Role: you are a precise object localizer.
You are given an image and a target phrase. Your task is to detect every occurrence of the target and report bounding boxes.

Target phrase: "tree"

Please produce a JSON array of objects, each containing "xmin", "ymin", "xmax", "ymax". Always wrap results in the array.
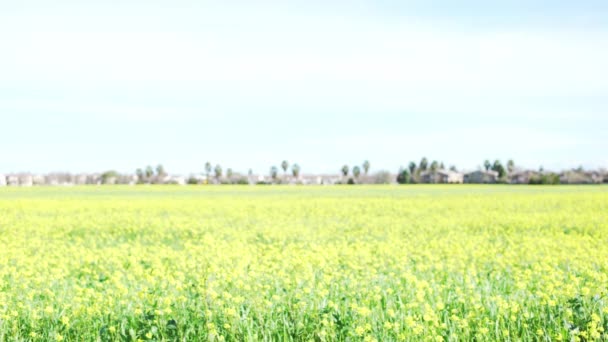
[
  {"xmin": 156, "ymin": 164, "xmax": 166, "ymax": 177},
  {"xmin": 408, "ymin": 162, "xmax": 416, "ymax": 175},
  {"xmin": 362, "ymin": 160, "xmax": 370, "ymax": 175},
  {"xmin": 226, "ymin": 168, "xmax": 233, "ymax": 179},
  {"xmin": 439, "ymin": 162, "xmax": 445, "ymax": 170},
  {"xmin": 353, "ymin": 166, "xmax": 361, "ymax": 180},
  {"xmin": 281, "ymin": 160, "xmax": 289, "ymax": 177},
  {"xmin": 341, "ymin": 165, "xmax": 349, "ymax": 177},
  {"xmin": 205, "ymin": 162, "xmax": 212, "ymax": 179},
  {"xmin": 214, "ymin": 164, "xmax": 222, "ymax": 180},
  {"xmin": 484, "ymin": 160, "xmax": 491, "ymax": 171},
  {"xmin": 291, "ymin": 164, "xmax": 301, "ymax": 178},
  {"xmin": 135, "ymin": 168, "xmax": 144, "ymax": 183},
  {"xmin": 492, "ymin": 160, "xmax": 506, "ymax": 178},
  {"xmin": 419, "ymin": 158, "xmax": 428, "ymax": 171},
  {"xmin": 507, "ymin": 159, "xmax": 515, "ymax": 174},
  {"xmin": 449, "ymin": 165, "xmax": 458, "ymax": 172},
  {"xmin": 270, "ymin": 166, "xmax": 279, "ymax": 182},
  {"xmin": 373, "ymin": 171, "xmax": 392, "ymax": 184},
  {"xmin": 101, "ymin": 170, "xmax": 119, "ymax": 184},
  {"xmin": 145, "ymin": 165, "xmax": 154, "ymax": 180},
  {"xmin": 430, "ymin": 160, "xmax": 439, "ymax": 172},
  {"xmin": 396, "ymin": 168, "xmax": 410, "ymax": 184}
]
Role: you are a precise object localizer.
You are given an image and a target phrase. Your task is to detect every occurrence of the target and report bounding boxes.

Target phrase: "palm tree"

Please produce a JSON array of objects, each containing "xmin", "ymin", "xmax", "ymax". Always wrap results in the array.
[
  {"xmin": 226, "ymin": 168, "xmax": 233, "ymax": 180},
  {"xmin": 214, "ymin": 164, "xmax": 222, "ymax": 181},
  {"xmin": 291, "ymin": 164, "xmax": 301, "ymax": 179},
  {"xmin": 408, "ymin": 161, "xmax": 416, "ymax": 175},
  {"xmin": 145, "ymin": 165, "xmax": 154, "ymax": 181},
  {"xmin": 492, "ymin": 160, "xmax": 506, "ymax": 178},
  {"xmin": 362, "ymin": 160, "xmax": 370, "ymax": 175},
  {"xmin": 341, "ymin": 165, "xmax": 349, "ymax": 178},
  {"xmin": 205, "ymin": 162, "xmax": 212, "ymax": 180},
  {"xmin": 439, "ymin": 162, "xmax": 445, "ymax": 170},
  {"xmin": 507, "ymin": 159, "xmax": 515, "ymax": 174},
  {"xmin": 419, "ymin": 157, "xmax": 428, "ymax": 171},
  {"xmin": 270, "ymin": 166, "xmax": 279, "ymax": 182},
  {"xmin": 135, "ymin": 168, "xmax": 144, "ymax": 183},
  {"xmin": 353, "ymin": 166, "xmax": 361, "ymax": 181},
  {"xmin": 281, "ymin": 160, "xmax": 289, "ymax": 175},
  {"xmin": 484, "ymin": 160, "xmax": 491, "ymax": 171},
  {"xmin": 156, "ymin": 164, "xmax": 165, "ymax": 177},
  {"xmin": 430, "ymin": 160, "xmax": 439, "ymax": 172}
]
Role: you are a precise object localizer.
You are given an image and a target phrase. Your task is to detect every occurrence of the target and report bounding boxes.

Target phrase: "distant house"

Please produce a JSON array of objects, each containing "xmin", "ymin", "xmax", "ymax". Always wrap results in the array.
[
  {"xmin": 74, "ymin": 174, "xmax": 88, "ymax": 185},
  {"xmin": 87, "ymin": 174, "xmax": 102, "ymax": 185},
  {"xmin": 420, "ymin": 170, "xmax": 464, "ymax": 184},
  {"xmin": 19, "ymin": 174, "xmax": 33, "ymax": 187},
  {"xmin": 464, "ymin": 170, "xmax": 498, "ymax": 184},
  {"xmin": 32, "ymin": 175, "xmax": 46, "ymax": 185},
  {"xmin": 509, "ymin": 171, "xmax": 539, "ymax": 184},
  {"xmin": 7, "ymin": 175, "xmax": 19, "ymax": 186},
  {"xmin": 560, "ymin": 171, "xmax": 603, "ymax": 184},
  {"xmin": 164, "ymin": 175, "xmax": 186, "ymax": 185},
  {"xmin": 0, "ymin": 174, "xmax": 6, "ymax": 186}
]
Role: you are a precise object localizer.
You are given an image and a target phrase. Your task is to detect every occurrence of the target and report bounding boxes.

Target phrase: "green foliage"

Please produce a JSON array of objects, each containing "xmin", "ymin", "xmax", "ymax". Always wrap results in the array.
[
  {"xmin": 419, "ymin": 158, "xmax": 428, "ymax": 171},
  {"xmin": 233, "ymin": 177, "xmax": 249, "ymax": 185},
  {"xmin": 214, "ymin": 165, "xmax": 222, "ymax": 179},
  {"xmin": 145, "ymin": 166, "xmax": 154, "ymax": 179},
  {"xmin": 156, "ymin": 164, "xmax": 165, "ymax": 177},
  {"xmin": 341, "ymin": 165, "xmax": 349, "ymax": 177},
  {"xmin": 408, "ymin": 162, "xmax": 416, "ymax": 175},
  {"xmin": 430, "ymin": 160, "xmax": 439, "ymax": 172},
  {"xmin": 362, "ymin": 160, "xmax": 370, "ymax": 175},
  {"xmin": 529, "ymin": 173, "xmax": 561, "ymax": 185},
  {"xmin": 291, "ymin": 164, "xmax": 301, "ymax": 178},
  {"xmin": 396, "ymin": 169, "xmax": 411, "ymax": 184},
  {"xmin": 492, "ymin": 160, "xmax": 506, "ymax": 178},
  {"xmin": 373, "ymin": 171, "xmax": 392, "ymax": 184},
  {"xmin": 205, "ymin": 162, "xmax": 212, "ymax": 177},
  {"xmin": 100, "ymin": 171, "xmax": 119, "ymax": 184},
  {"xmin": 270, "ymin": 166, "xmax": 279, "ymax": 180},
  {"xmin": 352, "ymin": 166, "xmax": 361, "ymax": 179},
  {"xmin": 484, "ymin": 160, "xmax": 491, "ymax": 171},
  {"xmin": 507, "ymin": 159, "xmax": 515, "ymax": 173}
]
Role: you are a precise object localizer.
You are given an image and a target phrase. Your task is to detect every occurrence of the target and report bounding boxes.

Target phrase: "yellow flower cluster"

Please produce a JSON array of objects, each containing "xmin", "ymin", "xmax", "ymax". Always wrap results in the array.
[{"xmin": 0, "ymin": 185, "xmax": 607, "ymax": 340}]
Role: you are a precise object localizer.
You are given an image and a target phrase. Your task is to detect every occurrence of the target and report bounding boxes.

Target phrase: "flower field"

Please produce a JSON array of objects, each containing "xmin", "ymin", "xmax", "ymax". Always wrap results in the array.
[{"xmin": 1, "ymin": 185, "xmax": 607, "ymax": 341}]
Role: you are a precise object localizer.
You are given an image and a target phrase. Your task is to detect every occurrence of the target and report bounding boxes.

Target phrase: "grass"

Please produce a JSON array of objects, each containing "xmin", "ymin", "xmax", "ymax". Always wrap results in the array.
[{"xmin": 0, "ymin": 185, "xmax": 607, "ymax": 341}]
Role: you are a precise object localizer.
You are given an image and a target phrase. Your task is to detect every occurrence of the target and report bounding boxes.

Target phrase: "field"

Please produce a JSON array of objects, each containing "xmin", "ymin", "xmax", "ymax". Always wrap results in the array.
[{"xmin": 1, "ymin": 186, "xmax": 607, "ymax": 341}]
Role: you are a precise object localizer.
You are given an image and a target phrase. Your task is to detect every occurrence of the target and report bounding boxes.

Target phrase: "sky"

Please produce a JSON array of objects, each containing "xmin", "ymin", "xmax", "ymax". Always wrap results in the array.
[{"xmin": 1, "ymin": 0, "xmax": 607, "ymax": 175}]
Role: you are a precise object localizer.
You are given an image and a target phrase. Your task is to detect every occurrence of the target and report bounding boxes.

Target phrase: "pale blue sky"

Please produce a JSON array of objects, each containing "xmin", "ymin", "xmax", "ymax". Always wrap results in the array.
[{"xmin": 1, "ymin": 1, "xmax": 607, "ymax": 175}]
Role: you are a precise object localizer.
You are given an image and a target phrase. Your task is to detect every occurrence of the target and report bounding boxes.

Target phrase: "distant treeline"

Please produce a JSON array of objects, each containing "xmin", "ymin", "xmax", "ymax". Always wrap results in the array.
[{"xmin": 1, "ymin": 159, "xmax": 607, "ymax": 186}]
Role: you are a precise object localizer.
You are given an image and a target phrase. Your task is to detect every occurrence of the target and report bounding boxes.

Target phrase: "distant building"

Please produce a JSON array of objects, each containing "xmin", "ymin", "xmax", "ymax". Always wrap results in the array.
[
  {"xmin": 509, "ymin": 171, "xmax": 539, "ymax": 184},
  {"xmin": 420, "ymin": 170, "xmax": 464, "ymax": 184},
  {"xmin": 464, "ymin": 170, "xmax": 498, "ymax": 184},
  {"xmin": 19, "ymin": 174, "xmax": 33, "ymax": 187},
  {"xmin": 7, "ymin": 175, "xmax": 19, "ymax": 186},
  {"xmin": 32, "ymin": 175, "xmax": 46, "ymax": 185},
  {"xmin": 74, "ymin": 174, "xmax": 88, "ymax": 185},
  {"xmin": 560, "ymin": 171, "xmax": 603, "ymax": 184},
  {"xmin": 0, "ymin": 174, "xmax": 6, "ymax": 187}
]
